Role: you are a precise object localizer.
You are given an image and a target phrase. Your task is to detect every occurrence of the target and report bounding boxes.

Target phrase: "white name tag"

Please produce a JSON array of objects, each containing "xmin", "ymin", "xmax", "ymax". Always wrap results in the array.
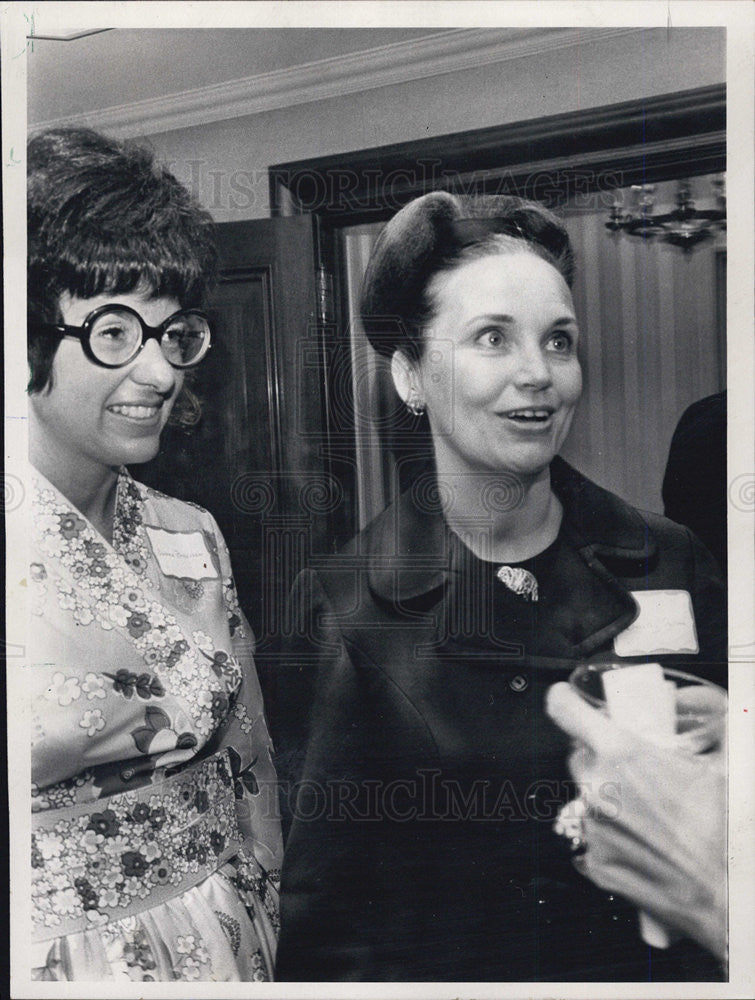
[
  {"xmin": 145, "ymin": 527, "xmax": 219, "ymax": 581},
  {"xmin": 613, "ymin": 589, "xmax": 699, "ymax": 657}
]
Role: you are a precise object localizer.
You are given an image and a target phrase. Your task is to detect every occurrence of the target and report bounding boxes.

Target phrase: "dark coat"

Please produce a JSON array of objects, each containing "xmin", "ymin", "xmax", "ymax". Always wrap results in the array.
[
  {"xmin": 663, "ymin": 390, "xmax": 727, "ymax": 574},
  {"xmin": 269, "ymin": 458, "xmax": 726, "ymax": 982}
]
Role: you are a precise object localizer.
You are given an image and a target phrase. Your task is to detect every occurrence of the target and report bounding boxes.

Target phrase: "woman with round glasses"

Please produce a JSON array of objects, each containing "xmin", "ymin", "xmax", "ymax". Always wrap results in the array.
[{"xmin": 27, "ymin": 128, "xmax": 281, "ymax": 981}]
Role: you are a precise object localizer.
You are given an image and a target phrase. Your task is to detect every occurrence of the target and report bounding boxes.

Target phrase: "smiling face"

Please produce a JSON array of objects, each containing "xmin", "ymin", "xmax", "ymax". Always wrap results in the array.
[
  {"xmin": 29, "ymin": 290, "xmax": 184, "ymax": 483},
  {"xmin": 404, "ymin": 250, "xmax": 583, "ymax": 482}
]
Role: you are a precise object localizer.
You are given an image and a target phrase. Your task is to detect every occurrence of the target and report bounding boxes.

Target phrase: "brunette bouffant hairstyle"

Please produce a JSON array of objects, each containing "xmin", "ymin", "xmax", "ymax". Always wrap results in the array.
[
  {"xmin": 28, "ymin": 127, "xmax": 217, "ymax": 392},
  {"xmin": 360, "ymin": 191, "xmax": 574, "ymax": 360}
]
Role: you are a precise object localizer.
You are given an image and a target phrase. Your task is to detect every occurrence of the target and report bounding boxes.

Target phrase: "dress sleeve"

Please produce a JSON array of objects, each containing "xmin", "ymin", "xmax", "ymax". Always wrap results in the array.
[{"xmin": 205, "ymin": 513, "xmax": 283, "ymax": 872}]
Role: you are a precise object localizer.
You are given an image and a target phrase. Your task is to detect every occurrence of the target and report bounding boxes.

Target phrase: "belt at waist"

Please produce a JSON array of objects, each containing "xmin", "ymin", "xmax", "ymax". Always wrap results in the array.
[{"xmin": 31, "ymin": 749, "xmax": 244, "ymax": 941}]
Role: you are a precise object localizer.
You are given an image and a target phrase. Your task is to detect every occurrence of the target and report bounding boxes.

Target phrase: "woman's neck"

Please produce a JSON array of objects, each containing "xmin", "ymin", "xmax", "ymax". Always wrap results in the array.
[
  {"xmin": 437, "ymin": 463, "xmax": 562, "ymax": 563},
  {"xmin": 30, "ymin": 426, "xmax": 119, "ymax": 542}
]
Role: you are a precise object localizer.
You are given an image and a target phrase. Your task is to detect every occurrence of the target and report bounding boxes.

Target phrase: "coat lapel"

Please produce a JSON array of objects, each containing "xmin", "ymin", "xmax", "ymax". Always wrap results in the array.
[
  {"xmin": 367, "ymin": 489, "xmax": 449, "ymax": 604},
  {"xmin": 543, "ymin": 458, "xmax": 656, "ymax": 658},
  {"xmin": 367, "ymin": 458, "xmax": 656, "ymax": 662}
]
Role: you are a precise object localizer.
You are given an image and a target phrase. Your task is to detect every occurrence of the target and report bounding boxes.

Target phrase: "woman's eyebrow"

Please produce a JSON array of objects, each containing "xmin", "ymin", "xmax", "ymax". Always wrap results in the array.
[
  {"xmin": 465, "ymin": 313, "xmax": 578, "ymax": 327},
  {"xmin": 466, "ymin": 313, "xmax": 515, "ymax": 325},
  {"xmin": 551, "ymin": 315, "xmax": 578, "ymax": 325}
]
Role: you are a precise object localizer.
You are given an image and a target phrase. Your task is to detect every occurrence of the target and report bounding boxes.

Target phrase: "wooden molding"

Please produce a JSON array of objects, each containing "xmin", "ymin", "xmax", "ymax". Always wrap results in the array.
[{"xmin": 270, "ymin": 85, "xmax": 726, "ymax": 223}]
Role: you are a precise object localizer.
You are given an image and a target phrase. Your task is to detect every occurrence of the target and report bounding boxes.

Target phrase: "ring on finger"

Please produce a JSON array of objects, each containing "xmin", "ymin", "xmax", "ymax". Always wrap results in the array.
[{"xmin": 554, "ymin": 795, "xmax": 589, "ymax": 854}]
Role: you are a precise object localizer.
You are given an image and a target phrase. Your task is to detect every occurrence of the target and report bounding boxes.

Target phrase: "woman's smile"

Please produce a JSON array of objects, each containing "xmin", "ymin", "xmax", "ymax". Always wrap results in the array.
[
  {"xmin": 497, "ymin": 406, "xmax": 557, "ymax": 429},
  {"xmin": 107, "ymin": 403, "xmax": 161, "ymax": 419},
  {"xmin": 106, "ymin": 399, "xmax": 166, "ymax": 426},
  {"xmin": 29, "ymin": 291, "xmax": 183, "ymax": 480}
]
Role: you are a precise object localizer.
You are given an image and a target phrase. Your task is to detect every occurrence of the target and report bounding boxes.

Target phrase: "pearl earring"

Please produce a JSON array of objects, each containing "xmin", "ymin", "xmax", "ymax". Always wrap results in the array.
[{"xmin": 406, "ymin": 392, "xmax": 426, "ymax": 416}]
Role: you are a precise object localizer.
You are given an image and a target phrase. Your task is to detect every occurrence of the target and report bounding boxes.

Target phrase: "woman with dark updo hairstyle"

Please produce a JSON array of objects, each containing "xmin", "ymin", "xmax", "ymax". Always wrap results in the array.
[
  {"xmin": 28, "ymin": 128, "xmax": 281, "ymax": 981},
  {"xmin": 270, "ymin": 191, "xmax": 726, "ymax": 982}
]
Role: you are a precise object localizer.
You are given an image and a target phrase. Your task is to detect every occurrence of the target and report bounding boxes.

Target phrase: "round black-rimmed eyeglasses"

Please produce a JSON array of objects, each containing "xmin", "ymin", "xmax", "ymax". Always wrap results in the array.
[{"xmin": 33, "ymin": 304, "xmax": 212, "ymax": 369}]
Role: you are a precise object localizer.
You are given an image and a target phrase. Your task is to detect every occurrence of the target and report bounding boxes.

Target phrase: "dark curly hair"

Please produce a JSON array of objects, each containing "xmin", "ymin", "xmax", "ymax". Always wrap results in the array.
[
  {"xmin": 28, "ymin": 127, "xmax": 218, "ymax": 393},
  {"xmin": 360, "ymin": 191, "xmax": 574, "ymax": 360}
]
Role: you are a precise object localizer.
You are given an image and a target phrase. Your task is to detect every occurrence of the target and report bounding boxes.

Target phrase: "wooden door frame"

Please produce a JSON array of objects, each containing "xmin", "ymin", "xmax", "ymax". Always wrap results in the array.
[
  {"xmin": 215, "ymin": 263, "xmax": 284, "ymax": 477},
  {"xmin": 267, "ymin": 84, "xmax": 725, "ymax": 534},
  {"xmin": 269, "ymin": 85, "xmax": 725, "ymax": 224}
]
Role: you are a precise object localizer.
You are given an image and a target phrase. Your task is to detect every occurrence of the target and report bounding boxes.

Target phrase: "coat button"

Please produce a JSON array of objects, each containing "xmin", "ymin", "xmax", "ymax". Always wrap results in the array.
[{"xmin": 510, "ymin": 675, "xmax": 528, "ymax": 691}]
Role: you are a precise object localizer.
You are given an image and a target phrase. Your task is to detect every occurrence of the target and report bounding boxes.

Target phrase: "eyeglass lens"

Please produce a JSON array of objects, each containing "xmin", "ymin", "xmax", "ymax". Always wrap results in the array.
[{"xmin": 88, "ymin": 309, "xmax": 209, "ymax": 367}]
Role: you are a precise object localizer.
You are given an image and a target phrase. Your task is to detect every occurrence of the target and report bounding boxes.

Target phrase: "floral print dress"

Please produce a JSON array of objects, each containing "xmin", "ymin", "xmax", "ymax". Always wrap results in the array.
[{"xmin": 29, "ymin": 468, "xmax": 282, "ymax": 981}]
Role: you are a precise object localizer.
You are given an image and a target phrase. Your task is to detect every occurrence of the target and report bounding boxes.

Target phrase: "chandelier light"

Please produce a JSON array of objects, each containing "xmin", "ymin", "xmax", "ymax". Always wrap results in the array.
[{"xmin": 605, "ymin": 178, "xmax": 726, "ymax": 252}]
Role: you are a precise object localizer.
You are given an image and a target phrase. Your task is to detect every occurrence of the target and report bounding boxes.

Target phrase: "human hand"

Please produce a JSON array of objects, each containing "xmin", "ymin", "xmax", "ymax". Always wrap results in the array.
[{"xmin": 546, "ymin": 681, "xmax": 727, "ymax": 961}]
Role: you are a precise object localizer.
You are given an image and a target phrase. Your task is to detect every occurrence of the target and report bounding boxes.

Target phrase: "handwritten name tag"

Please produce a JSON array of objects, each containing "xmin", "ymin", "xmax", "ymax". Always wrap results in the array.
[
  {"xmin": 145, "ymin": 527, "xmax": 219, "ymax": 581},
  {"xmin": 613, "ymin": 589, "xmax": 699, "ymax": 657}
]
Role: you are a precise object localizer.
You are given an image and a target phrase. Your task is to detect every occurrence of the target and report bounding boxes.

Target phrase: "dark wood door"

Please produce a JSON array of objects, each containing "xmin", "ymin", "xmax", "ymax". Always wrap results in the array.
[{"xmin": 135, "ymin": 215, "xmax": 342, "ymax": 651}]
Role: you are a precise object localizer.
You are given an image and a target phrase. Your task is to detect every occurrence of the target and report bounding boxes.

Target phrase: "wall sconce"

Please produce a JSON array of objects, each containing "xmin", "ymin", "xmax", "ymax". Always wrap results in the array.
[{"xmin": 605, "ymin": 178, "xmax": 726, "ymax": 252}]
